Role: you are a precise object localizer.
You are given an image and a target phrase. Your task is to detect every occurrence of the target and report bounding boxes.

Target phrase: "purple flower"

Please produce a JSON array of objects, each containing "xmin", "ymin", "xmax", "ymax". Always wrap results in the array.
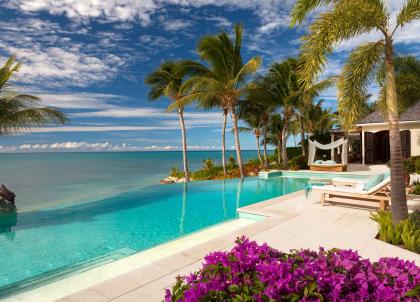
[{"xmin": 166, "ymin": 237, "xmax": 420, "ymax": 301}]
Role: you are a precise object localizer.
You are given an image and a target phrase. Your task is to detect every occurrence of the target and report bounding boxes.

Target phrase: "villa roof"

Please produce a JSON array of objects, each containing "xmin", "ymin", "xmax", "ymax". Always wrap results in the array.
[{"xmin": 358, "ymin": 101, "xmax": 420, "ymax": 124}]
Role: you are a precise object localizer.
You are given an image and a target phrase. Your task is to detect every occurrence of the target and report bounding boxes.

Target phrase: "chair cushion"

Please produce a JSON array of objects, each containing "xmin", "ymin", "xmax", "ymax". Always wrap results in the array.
[
  {"xmin": 314, "ymin": 160, "xmax": 323, "ymax": 164},
  {"xmin": 363, "ymin": 174, "xmax": 385, "ymax": 191},
  {"xmin": 326, "ymin": 160, "xmax": 337, "ymax": 164},
  {"xmin": 383, "ymin": 169, "xmax": 391, "ymax": 179}
]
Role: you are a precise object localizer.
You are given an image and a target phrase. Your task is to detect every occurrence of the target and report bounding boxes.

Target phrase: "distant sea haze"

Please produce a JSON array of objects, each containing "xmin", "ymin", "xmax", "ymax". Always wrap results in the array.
[{"xmin": 0, "ymin": 151, "xmax": 266, "ymax": 212}]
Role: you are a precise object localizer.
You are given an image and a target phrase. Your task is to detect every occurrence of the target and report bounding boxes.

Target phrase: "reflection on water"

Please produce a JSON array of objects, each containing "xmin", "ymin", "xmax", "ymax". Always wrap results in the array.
[
  {"xmin": 0, "ymin": 211, "xmax": 17, "ymax": 240},
  {"xmin": 0, "ymin": 176, "xmax": 309, "ymax": 291}
]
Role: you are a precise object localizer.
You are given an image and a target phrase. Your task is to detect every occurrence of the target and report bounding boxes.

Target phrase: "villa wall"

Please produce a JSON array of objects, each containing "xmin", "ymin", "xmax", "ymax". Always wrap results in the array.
[
  {"xmin": 360, "ymin": 121, "xmax": 420, "ymax": 162},
  {"xmin": 411, "ymin": 128, "xmax": 420, "ymax": 156}
]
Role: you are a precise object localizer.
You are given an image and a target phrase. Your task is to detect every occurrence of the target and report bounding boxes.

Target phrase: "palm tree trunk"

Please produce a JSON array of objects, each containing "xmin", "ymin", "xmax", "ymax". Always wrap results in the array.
[
  {"xmin": 282, "ymin": 119, "xmax": 289, "ymax": 169},
  {"xmin": 221, "ymin": 109, "xmax": 228, "ymax": 176},
  {"xmin": 231, "ymin": 108, "xmax": 244, "ymax": 179},
  {"xmin": 178, "ymin": 108, "xmax": 190, "ymax": 182},
  {"xmin": 277, "ymin": 134, "xmax": 281, "ymax": 165},
  {"xmin": 256, "ymin": 135, "xmax": 263, "ymax": 165},
  {"xmin": 299, "ymin": 115, "xmax": 306, "ymax": 157},
  {"xmin": 385, "ymin": 39, "xmax": 408, "ymax": 223},
  {"xmin": 263, "ymin": 123, "xmax": 268, "ymax": 167}
]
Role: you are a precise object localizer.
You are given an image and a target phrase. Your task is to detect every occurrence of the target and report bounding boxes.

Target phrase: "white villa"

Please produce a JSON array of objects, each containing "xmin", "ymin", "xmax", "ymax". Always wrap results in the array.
[{"xmin": 358, "ymin": 101, "xmax": 420, "ymax": 164}]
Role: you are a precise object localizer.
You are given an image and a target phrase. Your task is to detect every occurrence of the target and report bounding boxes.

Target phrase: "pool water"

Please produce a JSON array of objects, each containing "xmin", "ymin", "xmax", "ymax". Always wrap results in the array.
[{"xmin": 0, "ymin": 176, "xmax": 309, "ymax": 295}]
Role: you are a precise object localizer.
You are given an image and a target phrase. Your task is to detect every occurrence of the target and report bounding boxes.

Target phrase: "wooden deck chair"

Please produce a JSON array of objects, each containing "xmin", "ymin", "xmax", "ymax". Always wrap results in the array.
[{"xmin": 312, "ymin": 177, "xmax": 391, "ymax": 211}]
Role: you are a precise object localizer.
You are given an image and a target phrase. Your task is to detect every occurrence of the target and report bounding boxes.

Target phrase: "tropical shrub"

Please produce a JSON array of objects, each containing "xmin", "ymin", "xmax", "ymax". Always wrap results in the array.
[
  {"xmin": 165, "ymin": 237, "xmax": 419, "ymax": 302},
  {"xmin": 169, "ymin": 166, "xmax": 184, "ymax": 178},
  {"xmin": 416, "ymin": 157, "xmax": 420, "ymax": 174},
  {"xmin": 289, "ymin": 155, "xmax": 308, "ymax": 170},
  {"xmin": 371, "ymin": 211, "xmax": 420, "ymax": 253},
  {"xmin": 411, "ymin": 182, "xmax": 420, "ymax": 195},
  {"xmin": 202, "ymin": 158, "xmax": 215, "ymax": 173},
  {"xmin": 404, "ymin": 158, "xmax": 416, "ymax": 174},
  {"xmin": 227, "ymin": 155, "xmax": 236, "ymax": 170}
]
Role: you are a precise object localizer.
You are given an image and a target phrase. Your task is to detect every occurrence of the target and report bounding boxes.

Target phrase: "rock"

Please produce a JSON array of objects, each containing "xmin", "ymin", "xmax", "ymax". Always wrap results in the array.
[
  {"xmin": 160, "ymin": 176, "xmax": 187, "ymax": 184},
  {"xmin": 0, "ymin": 185, "xmax": 15, "ymax": 204}
]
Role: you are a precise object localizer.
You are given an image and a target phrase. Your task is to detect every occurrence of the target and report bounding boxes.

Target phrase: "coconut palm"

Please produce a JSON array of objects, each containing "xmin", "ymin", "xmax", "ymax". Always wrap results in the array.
[
  {"xmin": 291, "ymin": 0, "xmax": 420, "ymax": 223},
  {"xmin": 289, "ymin": 118, "xmax": 300, "ymax": 147},
  {"xmin": 257, "ymin": 59, "xmax": 300, "ymax": 169},
  {"xmin": 303, "ymin": 100, "xmax": 337, "ymax": 134},
  {"xmin": 295, "ymin": 78, "xmax": 337, "ymax": 157},
  {"xmin": 268, "ymin": 113, "xmax": 285, "ymax": 165},
  {"xmin": 376, "ymin": 55, "xmax": 420, "ymax": 115},
  {"xmin": 145, "ymin": 60, "xmax": 201, "ymax": 182},
  {"xmin": 247, "ymin": 78, "xmax": 277, "ymax": 167},
  {"xmin": 0, "ymin": 56, "xmax": 67, "ymax": 135},
  {"xmin": 171, "ymin": 24, "xmax": 261, "ymax": 179},
  {"xmin": 195, "ymin": 93, "xmax": 229, "ymax": 175},
  {"xmin": 238, "ymin": 100, "xmax": 264, "ymax": 165}
]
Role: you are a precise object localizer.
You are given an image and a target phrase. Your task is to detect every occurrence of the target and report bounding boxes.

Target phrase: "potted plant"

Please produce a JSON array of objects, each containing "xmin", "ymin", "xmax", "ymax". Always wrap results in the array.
[{"xmin": 403, "ymin": 158, "xmax": 415, "ymax": 187}]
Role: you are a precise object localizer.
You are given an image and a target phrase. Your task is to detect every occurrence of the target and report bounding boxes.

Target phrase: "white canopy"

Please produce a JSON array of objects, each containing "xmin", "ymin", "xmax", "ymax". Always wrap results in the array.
[{"xmin": 308, "ymin": 138, "xmax": 348, "ymax": 165}]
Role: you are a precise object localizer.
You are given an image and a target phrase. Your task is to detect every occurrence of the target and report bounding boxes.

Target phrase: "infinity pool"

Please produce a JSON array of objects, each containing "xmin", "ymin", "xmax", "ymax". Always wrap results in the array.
[{"xmin": 0, "ymin": 176, "xmax": 309, "ymax": 296}]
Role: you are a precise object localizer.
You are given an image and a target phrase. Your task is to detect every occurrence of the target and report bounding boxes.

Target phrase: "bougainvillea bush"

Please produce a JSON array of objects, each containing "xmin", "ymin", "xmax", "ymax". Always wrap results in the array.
[{"xmin": 165, "ymin": 237, "xmax": 420, "ymax": 302}]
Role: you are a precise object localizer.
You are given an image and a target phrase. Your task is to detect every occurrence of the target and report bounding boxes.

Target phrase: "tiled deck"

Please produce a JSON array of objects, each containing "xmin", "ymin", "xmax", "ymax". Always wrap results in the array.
[{"xmin": 6, "ymin": 190, "xmax": 420, "ymax": 302}]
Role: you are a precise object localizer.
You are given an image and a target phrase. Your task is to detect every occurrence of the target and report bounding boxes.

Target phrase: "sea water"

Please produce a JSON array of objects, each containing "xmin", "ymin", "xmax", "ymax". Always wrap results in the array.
[{"xmin": 0, "ymin": 151, "xmax": 264, "ymax": 212}]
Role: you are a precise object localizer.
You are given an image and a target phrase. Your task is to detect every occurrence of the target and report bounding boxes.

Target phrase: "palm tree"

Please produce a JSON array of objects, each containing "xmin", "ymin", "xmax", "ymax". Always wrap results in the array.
[
  {"xmin": 238, "ymin": 100, "xmax": 264, "ymax": 165},
  {"xmin": 258, "ymin": 59, "xmax": 300, "ymax": 169},
  {"xmin": 0, "ymin": 56, "xmax": 67, "ymax": 135},
  {"xmin": 171, "ymin": 24, "xmax": 261, "ymax": 179},
  {"xmin": 291, "ymin": 0, "xmax": 420, "ymax": 222},
  {"xmin": 303, "ymin": 100, "xmax": 337, "ymax": 134},
  {"xmin": 289, "ymin": 118, "xmax": 300, "ymax": 147},
  {"xmin": 247, "ymin": 79, "xmax": 276, "ymax": 167},
  {"xmin": 376, "ymin": 55, "xmax": 420, "ymax": 115},
  {"xmin": 295, "ymin": 78, "xmax": 336, "ymax": 157},
  {"xmin": 268, "ymin": 113, "xmax": 284, "ymax": 165},
  {"xmin": 195, "ymin": 93, "xmax": 229, "ymax": 175},
  {"xmin": 145, "ymin": 60, "xmax": 199, "ymax": 182}
]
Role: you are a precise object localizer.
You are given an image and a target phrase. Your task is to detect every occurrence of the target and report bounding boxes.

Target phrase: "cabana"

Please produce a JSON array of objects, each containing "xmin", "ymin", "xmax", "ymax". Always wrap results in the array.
[{"xmin": 308, "ymin": 138, "xmax": 348, "ymax": 172}]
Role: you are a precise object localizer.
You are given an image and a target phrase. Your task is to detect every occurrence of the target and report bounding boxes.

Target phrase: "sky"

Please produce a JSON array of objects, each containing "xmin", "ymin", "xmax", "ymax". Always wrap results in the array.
[{"xmin": 0, "ymin": 0, "xmax": 419, "ymax": 153}]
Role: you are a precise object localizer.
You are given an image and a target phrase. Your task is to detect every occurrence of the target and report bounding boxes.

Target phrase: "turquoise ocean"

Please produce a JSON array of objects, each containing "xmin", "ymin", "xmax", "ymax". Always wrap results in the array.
[{"xmin": 0, "ymin": 151, "xmax": 264, "ymax": 212}]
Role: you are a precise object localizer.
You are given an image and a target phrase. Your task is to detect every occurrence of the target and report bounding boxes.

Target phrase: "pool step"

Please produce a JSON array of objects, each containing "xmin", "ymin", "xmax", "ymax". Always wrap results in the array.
[{"xmin": 0, "ymin": 247, "xmax": 137, "ymax": 299}]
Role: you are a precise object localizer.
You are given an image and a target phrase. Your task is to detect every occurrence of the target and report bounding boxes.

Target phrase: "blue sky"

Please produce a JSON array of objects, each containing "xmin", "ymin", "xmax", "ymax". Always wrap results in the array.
[{"xmin": 0, "ymin": 0, "xmax": 419, "ymax": 152}]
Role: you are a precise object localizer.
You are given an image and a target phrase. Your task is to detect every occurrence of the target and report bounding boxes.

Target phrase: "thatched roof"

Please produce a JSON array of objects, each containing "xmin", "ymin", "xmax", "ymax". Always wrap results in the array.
[{"xmin": 358, "ymin": 101, "xmax": 420, "ymax": 124}]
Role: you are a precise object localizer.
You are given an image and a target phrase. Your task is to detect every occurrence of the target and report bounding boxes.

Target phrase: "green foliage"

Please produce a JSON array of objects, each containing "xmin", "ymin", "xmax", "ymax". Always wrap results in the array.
[
  {"xmin": 228, "ymin": 155, "xmax": 236, "ymax": 170},
  {"xmin": 409, "ymin": 210, "xmax": 420, "ymax": 229},
  {"xmin": 404, "ymin": 158, "xmax": 416, "ymax": 174},
  {"xmin": 415, "ymin": 157, "xmax": 420, "ymax": 174},
  {"xmin": 371, "ymin": 211, "xmax": 420, "ymax": 253},
  {"xmin": 289, "ymin": 155, "xmax": 308, "ymax": 170},
  {"xmin": 169, "ymin": 166, "xmax": 184, "ymax": 178},
  {"xmin": 411, "ymin": 182, "xmax": 420, "ymax": 195},
  {"xmin": 202, "ymin": 158, "xmax": 215, "ymax": 172}
]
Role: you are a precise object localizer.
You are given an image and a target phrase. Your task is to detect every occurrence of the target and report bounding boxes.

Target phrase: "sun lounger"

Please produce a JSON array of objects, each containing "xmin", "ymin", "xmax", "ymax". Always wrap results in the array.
[{"xmin": 312, "ymin": 172, "xmax": 391, "ymax": 210}]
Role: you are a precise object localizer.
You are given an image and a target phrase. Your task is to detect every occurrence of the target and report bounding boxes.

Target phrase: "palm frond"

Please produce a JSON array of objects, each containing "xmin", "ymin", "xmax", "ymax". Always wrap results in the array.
[
  {"xmin": 397, "ymin": 0, "xmax": 420, "ymax": 28},
  {"xmin": 337, "ymin": 41, "xmax": 385, "ymax": 130},
  {"xmin": 0, "ymin": 55, "xmax": 21, "ymax": 91},
  {"xmin": 290, "ymin": 0, "xmax": 339, "ymax": 26},
  {"xmin": 233, "ymin": 56, "xmax": 261, "ymax": 85},
  {"xmin": 297, "ymin": 0, "xmax": 388, "ymax": 88}
]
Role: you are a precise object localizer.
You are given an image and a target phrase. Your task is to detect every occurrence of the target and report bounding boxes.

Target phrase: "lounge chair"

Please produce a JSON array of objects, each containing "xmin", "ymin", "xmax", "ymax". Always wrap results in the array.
[{"xmin": 312, "ymin": 171, "xmax": 391, "ymax": 210}]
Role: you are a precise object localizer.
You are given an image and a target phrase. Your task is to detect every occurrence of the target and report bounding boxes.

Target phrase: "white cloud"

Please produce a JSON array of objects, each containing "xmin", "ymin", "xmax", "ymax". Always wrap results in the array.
[
  {"xmin": 19, "ymin": 125, "xmax": 178, "ymax": 133},
  {"xmin": 0, "ymin": 141, "xmax": 223, "ymax": 152},
  {"xmin": 36, "ymin": 92, "xmax": 129, "ymax": 109},
  {"xmin": 161, "ymin": 19, "xmax": 192, "ymax": 31},
  {"xmin": 4, "ymin": 0, "xmax": 296, "ymax": 33}
]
